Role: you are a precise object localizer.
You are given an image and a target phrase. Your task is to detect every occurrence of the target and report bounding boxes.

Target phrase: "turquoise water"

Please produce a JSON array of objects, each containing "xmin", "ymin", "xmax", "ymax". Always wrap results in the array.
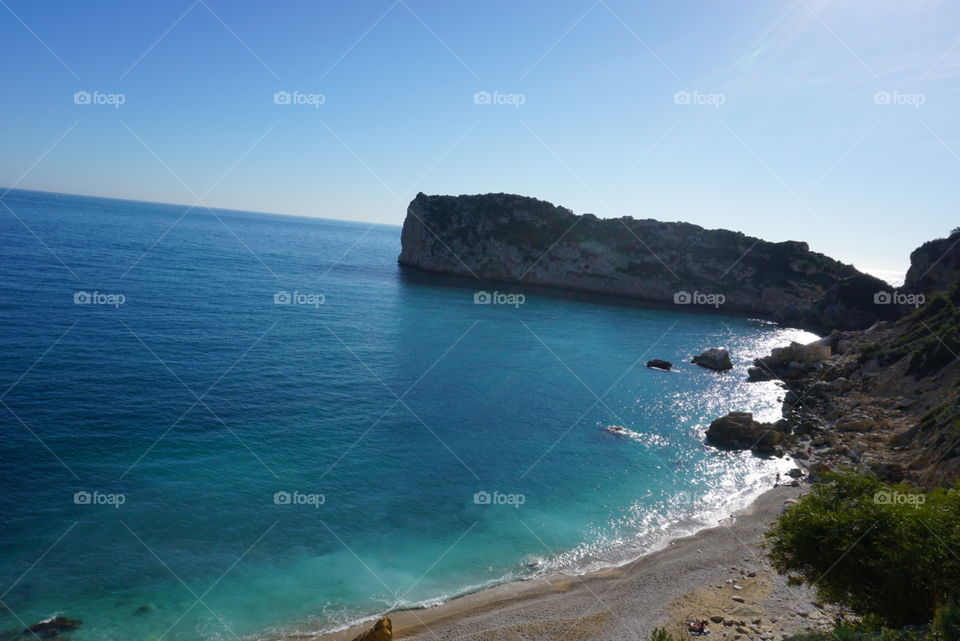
[{"xmin": 0, "ymin": 189, "xmax": 814, "ymax": 641}]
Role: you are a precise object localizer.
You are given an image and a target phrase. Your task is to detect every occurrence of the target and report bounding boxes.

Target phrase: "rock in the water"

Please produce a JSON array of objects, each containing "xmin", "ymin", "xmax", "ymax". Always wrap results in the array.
[
  {"xmin": 786, "ymin": 468, "xmax": 804, "ymax": 478},
  {"xmin": 747, "ymin": 366, "xmax": 774, "ymax": 381},
  {"xmin": 692, "ymin": 348, "xmax": 733, "ymax": 371},
  {"xmin": 22, "ymin": 617, "xmax": 82, "ymax": 638},
  {"xmin": 646, "ymin": 359, "xmax": 672, "ymax": 371},
  {"xmin": 705, "ymin": 412, "xmax": 782, "ymax": 451},
  {"xmin": 351, "ymin": 617, "xmax": 392, "ymax": 641}
]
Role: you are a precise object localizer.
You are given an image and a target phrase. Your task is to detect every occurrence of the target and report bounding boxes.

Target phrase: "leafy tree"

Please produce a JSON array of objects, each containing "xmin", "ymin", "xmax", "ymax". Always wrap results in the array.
[{"xmin": 765, "ymin": 469, "xmax": 960, "ymax": 627}]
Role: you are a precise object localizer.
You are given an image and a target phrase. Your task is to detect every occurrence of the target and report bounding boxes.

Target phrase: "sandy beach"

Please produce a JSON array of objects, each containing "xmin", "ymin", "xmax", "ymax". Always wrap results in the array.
[{"xmin": 307, "ymin": 484, "xmax": 836, "ymax": 641}]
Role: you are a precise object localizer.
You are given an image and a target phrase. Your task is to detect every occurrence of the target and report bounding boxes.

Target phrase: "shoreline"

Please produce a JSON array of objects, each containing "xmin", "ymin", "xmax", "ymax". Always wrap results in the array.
[{"xmin": 299, "ymin": 484, "xmax": 817, "ymax": 641}]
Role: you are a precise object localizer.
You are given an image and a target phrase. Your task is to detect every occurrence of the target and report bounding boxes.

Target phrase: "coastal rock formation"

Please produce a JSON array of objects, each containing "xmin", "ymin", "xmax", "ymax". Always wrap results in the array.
[
  {"xmin": 748, "ymin": 340, "xmax": 830, "ymax": 381},
  {"xmin": 692, "ymin": 348, "xmax": 733, "ymax": 371},
  {"xmin": 646, "ymin": 359, "xmax": 673, "ymax": 370},
  {"xmin": 744, "ymin": 276, "xmax": 960, "ymax": 487},
  {"xmin": 705, "ymin": 412, "xmax": 783, "ymax": 452},
  {"xmin": 350, "ymin": 617, "xmax": 392, "ymax": 641},
  {"xmin": 21, "ymin": 617, "xmax": 82, "ymax": 638},
  {"xmin": 398, "ymin": 192, "xmax": 893, "ymax": 332},
  {"xmin": 904, "ymin": 229, "xmax": 960, "ymax": 296}
]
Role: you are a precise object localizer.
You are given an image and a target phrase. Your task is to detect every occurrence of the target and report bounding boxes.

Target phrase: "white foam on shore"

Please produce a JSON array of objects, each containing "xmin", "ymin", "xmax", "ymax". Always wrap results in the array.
[{"xmin": 268, "ymin": 454, "xmax": 794, "ymax": 641}]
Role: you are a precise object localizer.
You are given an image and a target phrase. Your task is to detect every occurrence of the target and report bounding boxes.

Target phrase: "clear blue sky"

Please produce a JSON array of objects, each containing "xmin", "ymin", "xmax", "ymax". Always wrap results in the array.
[{"xmin": 2, "ymin": 0, "xmax": 958, "ymax": 276}]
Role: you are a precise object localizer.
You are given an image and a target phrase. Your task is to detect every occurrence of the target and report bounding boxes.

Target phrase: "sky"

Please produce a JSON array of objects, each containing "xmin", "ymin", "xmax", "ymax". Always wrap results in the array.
[{"xmin": 1, "ymin": 0, "xmax": 958, "ymax": 277}]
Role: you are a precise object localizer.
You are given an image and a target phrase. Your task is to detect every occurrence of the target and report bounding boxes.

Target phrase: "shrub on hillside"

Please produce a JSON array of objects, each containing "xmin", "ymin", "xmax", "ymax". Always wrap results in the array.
[{"xmin": 765, "ymin": 469, "xmax": 960, "ymax": 627}]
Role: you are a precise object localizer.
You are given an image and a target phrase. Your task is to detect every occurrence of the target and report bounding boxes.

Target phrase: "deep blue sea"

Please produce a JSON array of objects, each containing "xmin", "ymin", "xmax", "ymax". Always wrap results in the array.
[{"xmin": 0, "ymin": 189, "xmax": 815, "ymax": 641}]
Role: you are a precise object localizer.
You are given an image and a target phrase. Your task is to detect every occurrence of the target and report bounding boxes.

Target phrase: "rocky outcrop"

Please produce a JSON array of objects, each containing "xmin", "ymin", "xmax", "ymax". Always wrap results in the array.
[
  {"xmin": 351, "ymin": 617, "xmax": 392, "ymax": 641},
  {"xmin": 398, "ymin": 192, "xmax": 892, "ymax": 332},
  {"xmin": 693, "ymin": 348, "xmax": 733, "ymax": 371},
  {"xmin": 904, "ymin": 230, "xmax": 960, "ymax": 296},
  {"xmin": 21, "ymin": 617, "xmax": 82, "ymax": 638},
  {"xmin": 743, "ymin": 277, "xmax": 960, "ymax": 487},
  {"xmin": 749, "ymin": 340, "xmax": 831, "ymax": 381},
  {"xmin": 705, "ymin": 412, "xmax": 784, "ymax": 453}
]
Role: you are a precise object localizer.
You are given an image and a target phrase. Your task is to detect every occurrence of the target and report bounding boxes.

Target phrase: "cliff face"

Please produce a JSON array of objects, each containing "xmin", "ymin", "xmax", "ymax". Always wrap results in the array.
[
  {"xmin": 399, "ymin": 192, "xmax": 893, "ymax": 332},
  {"xmin": 904, "ymin": 230, "xmax": 960, "ymax": 296}
]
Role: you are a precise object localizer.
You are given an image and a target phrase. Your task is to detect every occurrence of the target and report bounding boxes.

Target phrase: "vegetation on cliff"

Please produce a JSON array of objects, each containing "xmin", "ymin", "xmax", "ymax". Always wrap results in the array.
[{"xmin": 400, "ymin": 192, "xmax": 893, "ymax": 332}]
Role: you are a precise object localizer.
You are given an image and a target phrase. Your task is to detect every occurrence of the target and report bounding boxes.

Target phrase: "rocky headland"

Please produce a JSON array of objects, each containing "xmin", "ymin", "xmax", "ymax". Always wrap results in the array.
[{"xmin": 398, "ymin": 192, "xmax": 904, "ymax": 333}]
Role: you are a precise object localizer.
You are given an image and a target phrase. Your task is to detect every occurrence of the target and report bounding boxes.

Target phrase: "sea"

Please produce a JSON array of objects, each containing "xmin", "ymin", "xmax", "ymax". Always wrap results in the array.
[{"xmin": 0, "ymin": 189, "xmax": 815, "ymax": 641}]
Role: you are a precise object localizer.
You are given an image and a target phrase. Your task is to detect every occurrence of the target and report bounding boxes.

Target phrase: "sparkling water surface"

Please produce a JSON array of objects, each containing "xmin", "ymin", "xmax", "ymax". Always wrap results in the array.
[{"xmin": 0, "ymin": 189, "xmax": 814, "ymax": 640}]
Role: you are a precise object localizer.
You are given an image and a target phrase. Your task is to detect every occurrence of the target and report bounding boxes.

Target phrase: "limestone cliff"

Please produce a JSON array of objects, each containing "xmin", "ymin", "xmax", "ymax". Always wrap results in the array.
[
  {"xmin": 399, "ymin": 192, "xmax": 893, "ymax": 332},
  {"xmin": 904, "ymin": 229, "xmax": 960, "ymax": 296}
]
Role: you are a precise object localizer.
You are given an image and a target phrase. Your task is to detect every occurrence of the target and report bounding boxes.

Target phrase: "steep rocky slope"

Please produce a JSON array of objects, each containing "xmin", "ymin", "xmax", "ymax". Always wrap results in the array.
[
  {"xmin": 736, "ymin": 278, "xmax": 960, "ymax": 488},
  {"xmin": 399, "ymin": 192, "xmax": 895, "ymax": 332}
]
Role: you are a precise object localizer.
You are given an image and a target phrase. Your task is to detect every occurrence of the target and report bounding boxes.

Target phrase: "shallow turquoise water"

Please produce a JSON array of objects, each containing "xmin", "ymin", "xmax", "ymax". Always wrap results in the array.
[{"xmin": 0, "ymin": 189, "xmax": 813, "ymax": 640}]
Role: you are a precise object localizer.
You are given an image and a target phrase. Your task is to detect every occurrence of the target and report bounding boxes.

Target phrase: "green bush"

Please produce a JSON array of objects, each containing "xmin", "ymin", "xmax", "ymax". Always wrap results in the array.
[
  {"xmin": 765, "ymin": 469, "xmax": 960, "ymax": 627},
  {"xmin": 933, "ymin": 598, "xmax": 960, "ymax": 640}
]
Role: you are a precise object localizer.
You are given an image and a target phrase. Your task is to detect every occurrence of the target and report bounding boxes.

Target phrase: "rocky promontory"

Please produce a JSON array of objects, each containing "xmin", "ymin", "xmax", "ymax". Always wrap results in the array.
[{"xmin": 398, "ymin": 193, "xmax": 896, "ymax": 332}]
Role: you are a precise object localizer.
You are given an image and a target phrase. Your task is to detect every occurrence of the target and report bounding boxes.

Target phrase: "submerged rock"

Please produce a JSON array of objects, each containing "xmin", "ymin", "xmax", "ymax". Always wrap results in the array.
[
  {"xmin": 646, "ymin": 359, "xmax": 673, "ymax": 371},
  {"xmin": 692, "ymin": 348, "xmax": 733, "ymax": 371},
  {"xmin": 351, "ymin": 617, "xmax": 392, "ymax": 641},
  {"xmin": 22, "ymin": 617, "xmax": 82, "ymax": 638}
]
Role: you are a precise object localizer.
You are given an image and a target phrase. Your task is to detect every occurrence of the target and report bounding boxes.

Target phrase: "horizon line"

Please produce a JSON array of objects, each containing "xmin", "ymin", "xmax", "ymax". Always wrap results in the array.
[{"xmin": 0, "ymin": 185, "xmax": 403, "ymax": 228}]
